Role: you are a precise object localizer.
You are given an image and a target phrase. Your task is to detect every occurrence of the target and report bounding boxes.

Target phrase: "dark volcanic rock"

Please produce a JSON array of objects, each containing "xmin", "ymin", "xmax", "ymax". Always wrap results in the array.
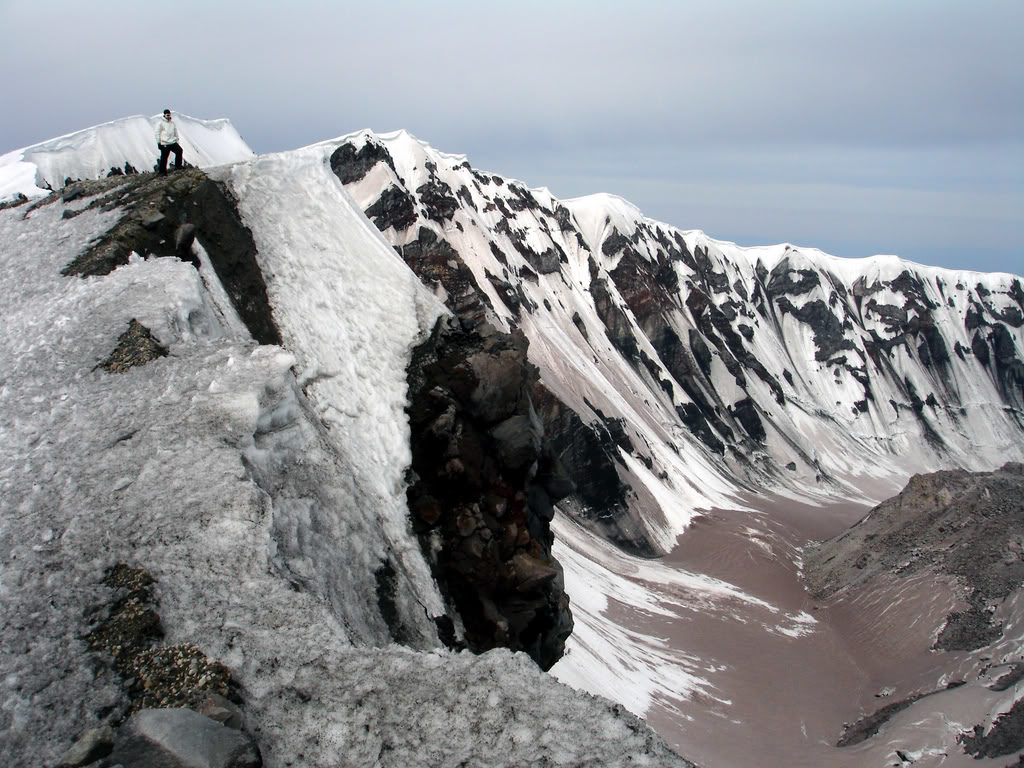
[
  {"xmin": 524, "ymin": 246, "xmax": 562, "ymax": 275},
  {"xmin": 496, "ymin": 218, "xmax": 562, "ymax": 274},
  {"xmin": 972, "ymin": 330, "xmax": 992, "ymax": 367},
  {"xmin": 532, "ymin": 384, "xmax": 658, "ymax": 557},
  {"xmin": 553, "ymin": 204, "xmax": 575, "ymax": 232},
  {"xmin": 990, "ymin": 324, "xmax": 1024, "ymax": 406},
  {"xmin": 591, "ymin": 277, "xmax": 639, "ymax": 362},
  {"xmin": 365, "ymin": 185, "xmax": 416, "ymax": 232},
  {"xmin": 608, "ymin": 247, "xmax": 679, "ymax": 333},
  {"xmin": 692, "ymin": 245, "xmax": 730, "ymax": 294},
  {"xmin": 416, "ymin": 176, "xmax": 459, "ymax": 223},
  {"xmin": 486, "ymin": 272, "xmax": 522, "ymax": 316},
  {"xmin": 456, "ymin": 184, "xmax": 477, "ymax": 211},
  {"xmin": 730, "ymin": 397, "xmax": 766, "ymax": 443},
  {"xmin": 61, "ymin": 170, "xmax": 281, "ymax": 346},
  {"xmin": 765, "ymin": 258, "xmax": 820, "ymax": 298},
  {"xmin": 990, "ymin": 662, "xmax": 1024, "ymax": 692},
  {"xmin": 919, "ymin": 321, "xmax": 951, "ymax": 369},
  {"xmin": 935, "ymin": 594, "xmax": 1003, "ymax": 651},
  {"xmin": 836, "ymin": 692, "xmax": 926, "ymax": 747},
  {"xmin": 488, "ymin": 241, "xmax": 508, "ymax": 266},
  {"xmin": 405, "ymin": 317, "xmax": 572, "ymax": 670},
  {"xmin": 776, "ymin": 297, "xmax": 855, "ymax": 362},
  {"xmin": 572, "ymin": 311, "xmax": 589, "ymax": 340},
  {"xmin": 960, "ymin": 699, "xmax": 1024, "ymax": 759},
  {"xmin": 329, "ymin": 140, "xmax": 399, "ymax": 185},
  {"xmin": 864, "ymin": 299, "xmax": 907, "ymax": 336},
  {"xmin": 602, "ymin": 227, "xmax": 634, "ymax": 257},
  {"xmin": 397, "ymin": 227, "xmax": 491, "ymax": 325}
]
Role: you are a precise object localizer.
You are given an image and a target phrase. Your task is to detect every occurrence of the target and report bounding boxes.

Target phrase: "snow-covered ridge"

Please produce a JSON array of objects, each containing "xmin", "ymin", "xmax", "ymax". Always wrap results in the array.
[
  {"xmin": 331, "ymin": 129, "xmax": 1024, "ymax": 546},
  {"xmin": 3, "ymin": 115, "xmax": 1022, "ymax": 767},
  {"xmin": 0, "ymin": 127, "xmax": 692, "ymax": 766},
  {"xmin": 0, "ymin": 113, "xmax": 253, "ymax": 201}
]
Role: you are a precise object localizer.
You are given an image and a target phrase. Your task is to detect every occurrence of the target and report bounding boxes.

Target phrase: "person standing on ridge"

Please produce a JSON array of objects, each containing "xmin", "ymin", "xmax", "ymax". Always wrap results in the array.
[{"xmin": 156, "ymin": 108, "xmax": 184, "ymax": 175}]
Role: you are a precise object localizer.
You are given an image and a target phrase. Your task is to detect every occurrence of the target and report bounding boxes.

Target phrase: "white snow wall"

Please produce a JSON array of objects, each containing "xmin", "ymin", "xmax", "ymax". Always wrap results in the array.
[
  {"xmin": 209, "ymin": 147, "xmax": 452, "ymax": 646},
  {"xmin": 0, "ymin": 114, "xmax": 255, "ymax": 201}
]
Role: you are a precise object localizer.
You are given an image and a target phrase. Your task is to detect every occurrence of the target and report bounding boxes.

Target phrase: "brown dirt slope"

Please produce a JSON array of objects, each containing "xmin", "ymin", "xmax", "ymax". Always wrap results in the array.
[{"xmin": 804, "ymin": 461, "xmax": 1024, "ymax": 650}]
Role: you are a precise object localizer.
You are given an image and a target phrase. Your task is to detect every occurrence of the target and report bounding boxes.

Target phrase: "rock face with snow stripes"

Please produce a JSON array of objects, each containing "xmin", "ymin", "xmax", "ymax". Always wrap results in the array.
[{"xmin": 331, "ymin": 130, "xmax": 1024, "ymax": 556}]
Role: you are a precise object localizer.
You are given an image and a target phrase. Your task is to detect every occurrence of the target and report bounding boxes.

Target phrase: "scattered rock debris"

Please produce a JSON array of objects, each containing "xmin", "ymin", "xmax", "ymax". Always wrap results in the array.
[
  {"xmin": 98, "ymin": 319, "xmax": 168, "ymax": 373},
  {"xmin": 805, "ymin": 462, "xmax": 1024, "ymax": 652},
  {"xmin": 86, "ymin": 564, "xmax": 235, "ymax": 717}
]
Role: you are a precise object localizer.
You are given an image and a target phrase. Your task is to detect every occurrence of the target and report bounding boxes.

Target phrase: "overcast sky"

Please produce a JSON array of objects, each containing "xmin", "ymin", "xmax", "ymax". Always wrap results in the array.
[{"xmin": 2, "ymin": 0, "xmax": 1021, "ymax": 275}]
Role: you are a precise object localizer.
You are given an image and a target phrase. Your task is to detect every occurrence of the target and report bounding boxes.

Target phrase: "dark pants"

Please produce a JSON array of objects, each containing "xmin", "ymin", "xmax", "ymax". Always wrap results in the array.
[{"xmin": 158, "ymin": 142, "xmax": 183, "ymax": 174}]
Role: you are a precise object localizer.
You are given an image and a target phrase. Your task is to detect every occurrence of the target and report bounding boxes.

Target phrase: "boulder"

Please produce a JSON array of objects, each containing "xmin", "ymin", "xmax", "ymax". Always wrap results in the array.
[{"xmin": 109, "ymin": 708, "xmax": 260, "ymax": 768}]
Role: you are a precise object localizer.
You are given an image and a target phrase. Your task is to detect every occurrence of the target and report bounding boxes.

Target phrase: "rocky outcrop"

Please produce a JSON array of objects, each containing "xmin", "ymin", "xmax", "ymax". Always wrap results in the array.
[
  {"xmin": 532, "ymin": 384, "xmax": 656, "ymax": 557},
  {"xmin": 57, "ymin": 170, "xmax": 281, "ymax": 346},
  {"xmin": 405, "ymin": 316, "xmax": 573, "ymax": 670},
  {"xmin": 332, "ymin": 129, "xmax": 1024, "ymax": 569},
  {"xmin": 396, "ymin": 227, "xmax": 495, "ymax": 326},
  {"xmin": 416, "ymin": 163, "xmax": 460, "ymax": 223},
  {"xmin": 329, "ymin": 139, "xmax": 399, "ymax": 185},
  {"xmin": 804, "ymin": 462, "xmax": 1024, "ymax": 651},
  {"xmin": 959, "ymin": 699, "xmax": 1024, "ymax": 760},
  {"xmin": 765, "ymin": 257, "xmax": 820, "ymax": 298},
  {"xmin": 775, "ymin": 297, "xmax": 855, "ymax": 362},
  {"xmin": 590, "ymin": 273, "xmax": 640, "ymax": 362},
  {"xmin": 364, "ymin": 185, "xmax": 416, "ymax": 232},
  {"xmin": 99, "ymin": 319, "xmax": 168, "ymax": 373}
]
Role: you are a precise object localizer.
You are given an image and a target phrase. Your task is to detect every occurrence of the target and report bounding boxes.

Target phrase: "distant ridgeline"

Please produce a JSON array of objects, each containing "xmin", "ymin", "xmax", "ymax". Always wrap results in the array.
[{"xmin": 330, "ymin": 130, "xmax": 1024, "ymax": 556}]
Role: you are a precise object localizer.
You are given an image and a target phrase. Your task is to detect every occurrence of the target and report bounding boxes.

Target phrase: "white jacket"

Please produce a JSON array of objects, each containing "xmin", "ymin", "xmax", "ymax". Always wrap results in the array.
[{"xmin": 156, "ymin": 117, "xmax": 179, "ymax": 146}]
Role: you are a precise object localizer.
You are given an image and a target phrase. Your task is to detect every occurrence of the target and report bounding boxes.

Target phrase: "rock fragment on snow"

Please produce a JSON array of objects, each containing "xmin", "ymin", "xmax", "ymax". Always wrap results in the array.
[
  {"xmin": 56, "ymin": 725, "xmax": 115, "ymax": 767},
  {"xmin": 99, "ymin": 319, "xmax": 168, "ymax": 373},
  {"xmin": 109, "ymin": 708, "xmax": 260, "ymax": 768},
  {"xmin": 200, "ymin": 693, "xmax": 245, "ymax": 730}
]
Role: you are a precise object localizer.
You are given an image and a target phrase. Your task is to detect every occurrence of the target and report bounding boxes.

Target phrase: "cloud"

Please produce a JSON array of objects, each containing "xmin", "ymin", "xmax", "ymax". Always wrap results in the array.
[{"xmin": 1, "ymin": 0, "xmax": 1020, "ymax": 273}]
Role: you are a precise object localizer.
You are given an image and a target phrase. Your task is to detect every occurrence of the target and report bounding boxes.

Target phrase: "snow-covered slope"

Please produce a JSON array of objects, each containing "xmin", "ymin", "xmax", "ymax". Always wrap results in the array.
[
  {"xmin": 0, "ymin": 132, "xmax": 690, "ymax": 766},
  {"xmin": 0, "ymin": 113, "xmax": 254, "ymax": 200},
  {"xmin": 329, "ymin": 129, "xmax": 1024, "ymax": 556}
]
